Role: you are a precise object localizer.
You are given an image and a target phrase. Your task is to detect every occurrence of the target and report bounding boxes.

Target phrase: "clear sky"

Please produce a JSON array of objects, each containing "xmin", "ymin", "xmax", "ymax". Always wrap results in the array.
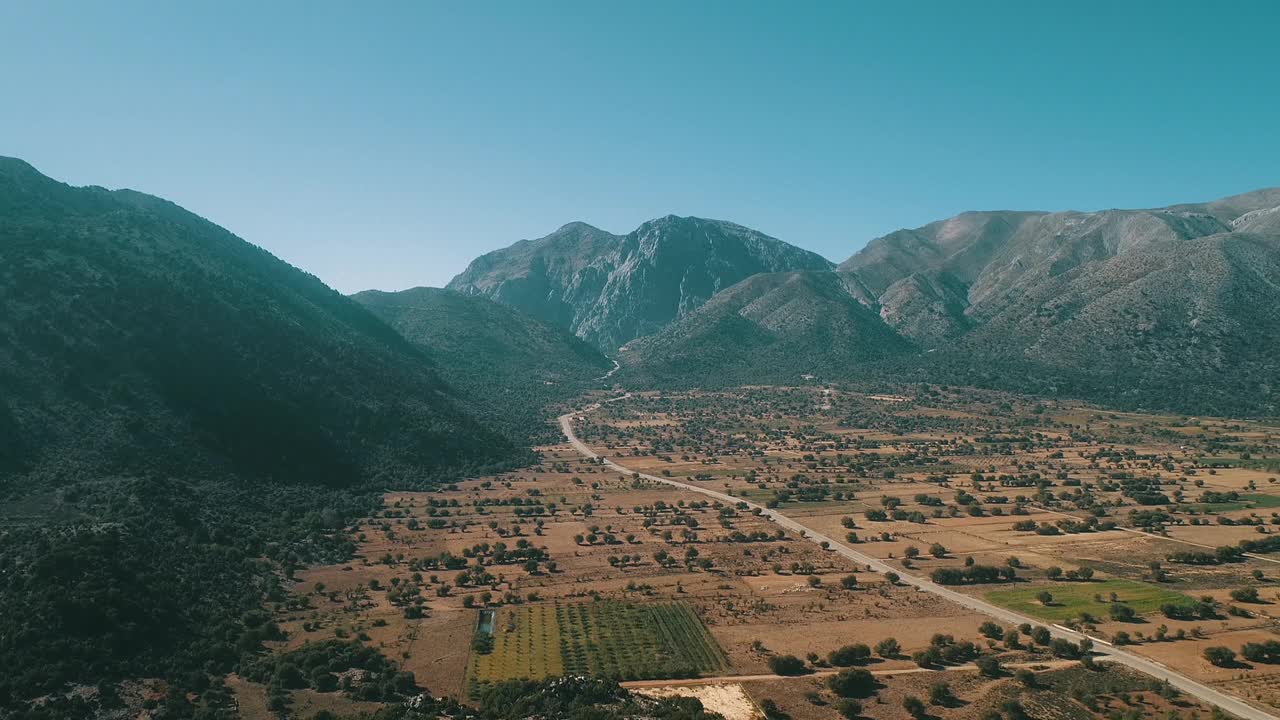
[{"xmin": 3, "ymin": 1, "xmax": 1277, "ymax": 292}]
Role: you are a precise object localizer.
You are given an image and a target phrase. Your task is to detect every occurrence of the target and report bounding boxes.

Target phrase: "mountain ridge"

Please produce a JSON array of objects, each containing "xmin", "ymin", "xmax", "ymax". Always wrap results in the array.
[
  {"xmin": 603, "ymin": 187, "xmax": 1280, "ymax": 415},
  {"xmin": 0, "ymin": 157, "xmax": 518, "ymax": 488},
  {"xmin": 447, "ymin": 214, "xmax": 834, "ymax": 349}
]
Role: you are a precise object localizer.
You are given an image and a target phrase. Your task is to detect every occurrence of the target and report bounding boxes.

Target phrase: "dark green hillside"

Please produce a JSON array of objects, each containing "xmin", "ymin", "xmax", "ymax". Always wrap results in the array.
[
  {"xmin": 354, "ymin": 286, "xmax": 611, "ymax": 441},
  {"xmin": 0, "ymin": 156, "xmax": 516, "ymax": 487},
  {"xmin": 0, "ymin": 158, "xmax": 523, "ymax": 715}
]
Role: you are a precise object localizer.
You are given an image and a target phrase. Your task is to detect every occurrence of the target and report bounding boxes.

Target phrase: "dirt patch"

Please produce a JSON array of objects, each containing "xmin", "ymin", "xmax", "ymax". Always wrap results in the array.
[{"xmin": 634, "ymin": 683, "xmax": 763, "ymax": 720}]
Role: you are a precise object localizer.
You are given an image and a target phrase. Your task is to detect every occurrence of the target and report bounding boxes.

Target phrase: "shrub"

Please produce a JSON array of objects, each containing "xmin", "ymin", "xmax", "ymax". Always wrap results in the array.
[
  {"xmin": 1242, "ymin": 640, "xmax": 1280, "ymax": 663},
  {"xmin": 928, "ymin": 681, "xmax": 955, "ymax": 706},
  {"xmin": 874, "ymin": 638, "xmax": 900, "ymax": 658},
  {"xmin": 835, "ymin": 698, "xmax": 862, "ymax": 719},
  {"xmin": 979, "ymin": 621, "xmax": 1004, "ymax": 639},
  {"xmin": 1230, "ymin": 587, "xmax": 1260, "ymax": 603},
  {"xmin": 975, "ymin": 656, "xmax": 1002, "ymax": 678},
  {"xmin": 828, "ymin": 644, "xmax": 871, "ymax": 666},
  {"xmin": 767, "ymin": 654, "xmax": 808, "ymax": 676},
  {"xmin": 1204, "ymin": 646, "xmax": 1236, "ymax": 667},
  {"xmin": 828, "ymin": 668, "xmax": 876, "ymax": 698},
  {"xmin": 1108, "ymin": 603, "xmax": 1136, "ymax": 622}
]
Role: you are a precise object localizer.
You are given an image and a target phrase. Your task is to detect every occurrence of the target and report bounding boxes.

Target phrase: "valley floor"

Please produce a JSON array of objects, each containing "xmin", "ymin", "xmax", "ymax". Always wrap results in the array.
[{"xmin": 244, "ymin": 384, "xmax": 1280, "ymax": 720}]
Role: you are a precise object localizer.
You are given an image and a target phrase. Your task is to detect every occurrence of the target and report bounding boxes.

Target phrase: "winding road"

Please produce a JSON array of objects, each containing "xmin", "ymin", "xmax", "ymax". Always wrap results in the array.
[{"xmin": 559, "ymin": 398, "xmax": 1277, "ymax": 720}]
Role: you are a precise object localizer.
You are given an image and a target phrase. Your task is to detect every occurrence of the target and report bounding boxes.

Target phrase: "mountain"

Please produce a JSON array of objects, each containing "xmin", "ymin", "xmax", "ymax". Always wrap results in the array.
[
  {"xmin": 602, "ymin": 189, "xmax": 1280, "ymax": 415},
  {"xmin": 353, "ymin": 287, "xmax": 611, "ymax": 440},
  {"xmin": 834, "ymin": 190, "xmax": 1280, "ymax": 415},
  {"xmin": 0, "ymin": 157, "xmax": 516, "ymax": 488},
  {"xmin": 447, "ymin": 216, "xmax": 834, "ymax": 349},
  {"xmin": 0, "ymin": 157, "xmax": 541, "ymax": 708},
  {"xmin": 620, "ymin": 271, "xmax": 914, "ymax": 387}
]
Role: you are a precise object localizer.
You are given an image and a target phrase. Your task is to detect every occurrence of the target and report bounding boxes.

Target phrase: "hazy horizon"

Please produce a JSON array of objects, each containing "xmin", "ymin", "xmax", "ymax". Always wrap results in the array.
[{"xmin": 3, "ymin": 1, "xmax": 1278, "ymax": 293}]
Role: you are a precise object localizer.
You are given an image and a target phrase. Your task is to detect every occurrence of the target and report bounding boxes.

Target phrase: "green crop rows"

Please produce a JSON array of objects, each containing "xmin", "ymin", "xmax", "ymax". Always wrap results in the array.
[
  {"xmin": 468, "ymin": 600, "xmax": 726, "ymax": 693},
  {"xmin": 557, "ymin": 600, "xmax": 728, "ymax": 680}
]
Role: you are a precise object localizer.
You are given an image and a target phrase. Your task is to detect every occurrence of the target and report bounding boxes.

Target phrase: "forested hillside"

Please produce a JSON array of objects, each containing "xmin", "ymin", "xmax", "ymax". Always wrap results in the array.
[
  {"xmin": 354, "ymin": 287, "xmax": 611, "ymax": 441},
  {"xmin": 0, "ymin": 157, "xmax": 517, "ymax": 487},
  {"xmin": 0, "ymin": 158, "xmax": 524, "ymax": 716}
]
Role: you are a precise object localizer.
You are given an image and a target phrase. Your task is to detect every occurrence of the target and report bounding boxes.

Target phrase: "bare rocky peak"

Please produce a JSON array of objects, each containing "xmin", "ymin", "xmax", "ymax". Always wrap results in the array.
[{"xmin": 447, "ymin": 215, "xmax": 832, "ymax": 349}]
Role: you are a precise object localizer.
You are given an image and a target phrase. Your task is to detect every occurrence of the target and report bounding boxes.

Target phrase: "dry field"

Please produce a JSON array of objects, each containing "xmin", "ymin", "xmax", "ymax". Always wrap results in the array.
[{"xmin": 236, "ymin": 384, "xmax": 1280, "ymax": 719}]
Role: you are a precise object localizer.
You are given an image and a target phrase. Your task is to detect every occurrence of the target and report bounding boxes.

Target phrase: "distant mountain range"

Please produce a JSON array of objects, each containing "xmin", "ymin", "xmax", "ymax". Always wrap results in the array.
[
  {"xmin": 452, "ymin": 191, "xmax": 1280, "ymax": 415},
  {"xmin": 1, "ymin": 155, "xmax": 1276, "ymax": 708},
  {"xmin": 447, "ymin": 215, "xmax": 834, "ymax": 349},
  {"xmin": 838, "ymin": 190, "xmax": 1280, "ymax": 414},
  {"xmin": 4, "ymin": 152, "xmax": 1276, "ymax": 472}
]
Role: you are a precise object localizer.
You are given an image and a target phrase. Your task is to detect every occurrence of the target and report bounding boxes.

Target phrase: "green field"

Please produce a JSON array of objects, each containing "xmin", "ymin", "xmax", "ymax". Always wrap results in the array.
[
  {"xmin": 1186, "ymin": 493, "xmax": 1280, "ymax": 512},
  {"xmin": 1243, "ymin": 493, "xmax": 1280, "ymax": 508},
  {"xmin": 468, "ymin": 601, "xmax": 727, "ymax": 691},
  {"xmin": 985, "ymin": 579, "xmax": 1193, "ymax": 623}
]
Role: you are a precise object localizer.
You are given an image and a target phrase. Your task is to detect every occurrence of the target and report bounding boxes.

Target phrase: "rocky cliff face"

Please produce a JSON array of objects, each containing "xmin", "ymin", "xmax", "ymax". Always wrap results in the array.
[{"xmin": 448, "ymin": 215, "xmax": 833, "ymax": 349}]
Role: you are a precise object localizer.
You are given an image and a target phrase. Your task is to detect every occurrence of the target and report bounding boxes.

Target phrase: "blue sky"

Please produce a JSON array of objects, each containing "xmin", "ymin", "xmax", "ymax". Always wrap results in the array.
[{"xmin": 2, "ymin": 1, "xmax": 1277, "ymax": 292}]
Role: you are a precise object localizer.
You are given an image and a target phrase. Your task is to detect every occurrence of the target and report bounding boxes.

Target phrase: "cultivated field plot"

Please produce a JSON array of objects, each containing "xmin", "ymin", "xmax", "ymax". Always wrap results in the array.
[
  {"xmin": 469, "ymin": 601, "xmax": 727, "ymax": 690},
  {"xmin": 984, "ymin": 579, "xmax": 1194, "ymax": 623},
  {"xmin": 470, "ymin": 605, "xmax": 564, "ymax": 685}
]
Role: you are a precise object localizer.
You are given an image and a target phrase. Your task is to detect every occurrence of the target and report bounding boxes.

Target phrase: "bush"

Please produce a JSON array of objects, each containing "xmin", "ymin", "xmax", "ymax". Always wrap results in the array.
[
  {"xmin": 828, "ymin": 644, "xmax": 871, "ymax": 666},
  {"xmin": 1108, "ymin": 603, "xmax": 1136, "ymax": 622},
  {"xmin": 828, "ymin": 669, "xmax": 876, "ymax": 698},
  {"xmin": 1204, "ymin": 646, "xmax": 1236, "ymax": 667},
  {"xmin": 758, "ymin": 699, "xmax": 788, "ymax": 720},
  {"xmin": 1242, "ymin": 640, "xmax": 1280, "ymax": 663},
  {"xmin": 1230, "ymin": 587, "xmax": 1260, "ymax": 603},
  {"xmin": 979, "ymin": 621, "xmax": 1004, "ymax": 639},
  {"xmin": 835, "ymin": 698, "xmax": 862, "ymax": 719},
  {"xmin": 928, "ymin": 682, "xmax": 954, "ymax": 706},
  {"xmin": 767, "ymin": 655, "xmax": 808, "ymax": 676},
  {"xmin": 975, "ymin": 656, "xmax": 1002, "ymax": 678},
  {"xmin": 874, "ymin": 638, "xmax": 900, "ymax": 658}
]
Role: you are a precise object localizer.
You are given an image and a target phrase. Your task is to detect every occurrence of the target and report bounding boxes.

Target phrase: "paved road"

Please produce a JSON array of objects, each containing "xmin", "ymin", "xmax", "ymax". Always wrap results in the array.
[{"xmin": 560, "ymin": 402, "xmax": 1277, "ymax": 720}]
